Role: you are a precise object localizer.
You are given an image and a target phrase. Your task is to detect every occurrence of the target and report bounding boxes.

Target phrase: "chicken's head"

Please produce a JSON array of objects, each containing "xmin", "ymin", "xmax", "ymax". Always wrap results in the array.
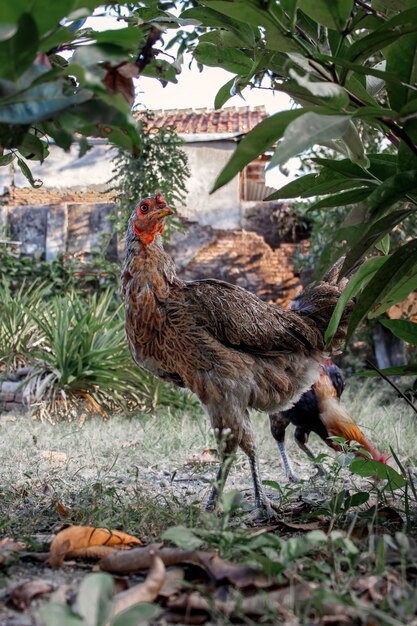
[{"xmin": 132, "ymin": 193, "xmax": 172, "ymax": 247}]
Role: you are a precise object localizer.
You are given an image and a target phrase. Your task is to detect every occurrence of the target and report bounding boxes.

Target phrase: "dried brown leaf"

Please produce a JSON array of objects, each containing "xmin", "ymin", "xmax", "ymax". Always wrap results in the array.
[
  {"xmin": 186, "ymin": 448, "xmax": 219, "ymax": 466},
  {"xmin": 48, "ymin": 525, "xmax": 142, "ymax": 567},
  {"xmin": 10, "ymin": 580, "xmax": 54, "ymax": 610},
  {"xmin": 0, "ymin": 538, "xmax": 26, "ymax": 566},
  {"xmin": 103, "ymin": 63, "xmax": 136, "ymax": 106},
  {"xmin": 113, "ymin": 554, "xmax": 166, "ymax": 616}
]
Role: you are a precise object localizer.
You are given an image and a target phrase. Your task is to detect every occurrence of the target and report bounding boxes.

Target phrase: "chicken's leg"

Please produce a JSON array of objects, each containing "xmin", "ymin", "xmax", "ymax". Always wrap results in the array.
[
  {"xmin": 204, "ymin": 423, "xmax": 239, "ymax": 511},
  {"xmin": 240, "ymin": 414, "xmax": 280, "ymax": 517},
  {"xmin": 294, "ymin": 427, "xmax": 326, "ymax": 476},
  {"xmin": 269, "ymin": 412, "xmax": 301, "ymax": 482}
]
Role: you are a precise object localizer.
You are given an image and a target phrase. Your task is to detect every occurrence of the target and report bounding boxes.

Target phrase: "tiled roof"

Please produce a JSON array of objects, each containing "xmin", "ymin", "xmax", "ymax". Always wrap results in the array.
[{"xmin": 138, "ymin": 106, "xmax": 267, "ymax": 135}]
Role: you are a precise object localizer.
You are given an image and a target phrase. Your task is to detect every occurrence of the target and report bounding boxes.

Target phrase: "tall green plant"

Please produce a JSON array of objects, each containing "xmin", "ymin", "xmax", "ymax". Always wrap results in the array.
[
  {"xmin": 26, "ymin": 289, "xmax": 195, "ymax": 414},
  {"xmin": 110, "ymin": 110, "xmax": 190, "ymax": 235},
  {"xmin": 0, "ymin": 280, "xmax": 47, "ymax": 369}
]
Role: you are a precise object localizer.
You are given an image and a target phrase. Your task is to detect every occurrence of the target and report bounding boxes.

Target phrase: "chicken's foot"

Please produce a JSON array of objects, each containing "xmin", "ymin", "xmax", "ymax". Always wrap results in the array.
[
  {"xmin": 294, "ymin": 438, "xmax": 326, "ymax": 477},
  {"xmin": 248, "ymin": 452, "xmax": 280, "ymax": 518},
  {"xmin": 205, "ymin": 454, "xmax": 234, "ymax": 512}
]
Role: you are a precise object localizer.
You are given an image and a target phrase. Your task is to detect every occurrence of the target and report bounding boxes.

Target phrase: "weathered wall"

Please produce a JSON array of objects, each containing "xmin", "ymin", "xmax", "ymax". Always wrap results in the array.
[{"xmin": 2, "ymin": 140, "xmax": 241, "ymax": 228}]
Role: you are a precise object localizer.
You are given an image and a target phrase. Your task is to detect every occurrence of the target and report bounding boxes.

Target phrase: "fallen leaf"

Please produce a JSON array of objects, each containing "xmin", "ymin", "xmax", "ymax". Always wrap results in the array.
[
  {"xmin": 0, "ymin": 538, "xmax": 26, "ymax": 566},
  {"xmin": 55, "ymin": 501, "xmax": 69, "ymax": 517},
  {"xmin": 10, "ymin": 580, "xmax": 54, "ymax": 610},
  {"xmin": 113, "ymin": 554, "xmax": 166, "ymax": 616},
  {"xmin": 40, "ymin": 450, "xmax": 68, "ymax": 466},
  {"xmin": 186, "ymin": 449, "xmax": 219, "ymax": 466},
  {"xmin": 100, "ymin": 545, "xmax": 269, "ymax": 589},
  {"xmin": 48, "ymin": 525, "xmax": 142, "ymax": 567},
  {"xmin": 0, "ymin": 414, "xmax": 16, "ymax": 423},
  {"xmin": 158, "ymin": 567, "xmax": 186, "ymax": 598}
]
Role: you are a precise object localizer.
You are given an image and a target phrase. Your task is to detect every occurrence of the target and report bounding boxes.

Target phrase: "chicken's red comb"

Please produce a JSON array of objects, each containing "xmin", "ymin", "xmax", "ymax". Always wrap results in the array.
[{"xmin": 155, "ymin": 192, "xmax": 166, "ymax": 205}]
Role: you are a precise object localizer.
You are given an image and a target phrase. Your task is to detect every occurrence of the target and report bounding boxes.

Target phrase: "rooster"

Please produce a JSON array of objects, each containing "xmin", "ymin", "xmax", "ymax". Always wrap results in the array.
[
  {"xmin": 270, "ymin": 361, "xmax": 387, "ymax": 482},
  {"xmin": 121, "ymin": 194, "xmax": 353, "ymax": 515}
]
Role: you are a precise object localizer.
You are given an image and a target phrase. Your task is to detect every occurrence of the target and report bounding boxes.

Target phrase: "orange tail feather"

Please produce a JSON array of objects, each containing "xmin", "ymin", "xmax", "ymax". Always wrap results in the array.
[{"xmin": 313, "ymin": 375, "xmax": 388, "ymax": 463}]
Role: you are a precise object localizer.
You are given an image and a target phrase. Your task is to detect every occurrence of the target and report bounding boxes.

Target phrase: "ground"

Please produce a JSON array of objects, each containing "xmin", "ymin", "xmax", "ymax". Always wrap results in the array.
[{"xmin": 0, "ymin": 379, "xmax": 416, "ymax": 625}]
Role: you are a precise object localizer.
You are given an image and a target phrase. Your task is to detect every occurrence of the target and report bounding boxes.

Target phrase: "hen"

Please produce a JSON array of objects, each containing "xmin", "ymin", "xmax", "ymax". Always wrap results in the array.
[
  {"xmin": 270, "ymin": 361, "xmax": 387, "ymax": 482},
  {"xmin": 121, "ymin": 194, "xmax": 353, "ymax": 514}
]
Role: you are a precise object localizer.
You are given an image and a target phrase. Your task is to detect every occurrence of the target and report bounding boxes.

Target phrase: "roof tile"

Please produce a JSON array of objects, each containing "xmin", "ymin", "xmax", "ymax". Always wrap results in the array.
[{"xmin": 137, "ymin": 106, "xmax": 267, "ymax": 135}]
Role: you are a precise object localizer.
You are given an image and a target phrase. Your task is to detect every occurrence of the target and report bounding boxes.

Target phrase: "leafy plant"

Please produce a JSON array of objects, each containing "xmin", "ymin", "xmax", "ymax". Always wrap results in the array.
[
  {"xmin": 39, "ymin": 572, "xmax": 159, "ymax": 626},
  {"xmin": 21, "ymin": 288, "xmax": 196, "ymax": 415},
  {"xmin": 0, "ymin": 279, "xmax": 47, "ymax": 369},
  {"xmin": 110, "ymin": 109, "xmax": 190, "ymax": 236}
]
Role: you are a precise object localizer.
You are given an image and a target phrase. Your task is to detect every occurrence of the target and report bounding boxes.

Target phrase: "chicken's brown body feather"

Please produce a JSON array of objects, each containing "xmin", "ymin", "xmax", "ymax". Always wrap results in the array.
[{"xmin": 122, "ymin": 197, "xmax": 352, "ymax": 513}]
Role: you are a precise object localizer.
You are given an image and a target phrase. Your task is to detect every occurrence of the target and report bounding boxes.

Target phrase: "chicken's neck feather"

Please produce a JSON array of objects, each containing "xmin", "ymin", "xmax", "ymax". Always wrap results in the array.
[{"xmin": 121, "ymin": 229, "xmax": 180, "ymax": 300}]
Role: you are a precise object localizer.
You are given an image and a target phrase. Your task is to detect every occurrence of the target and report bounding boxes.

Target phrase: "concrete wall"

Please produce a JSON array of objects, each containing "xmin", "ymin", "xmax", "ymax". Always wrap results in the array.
[{"xmin": 1, "ymin": 139, "xmax": 242, "ymax": 229}]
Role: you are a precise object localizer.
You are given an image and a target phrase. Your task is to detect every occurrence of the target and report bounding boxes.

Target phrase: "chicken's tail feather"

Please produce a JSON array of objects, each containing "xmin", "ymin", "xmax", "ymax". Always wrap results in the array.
[{"xmin": 291, "ymin": 258, "xmax": 353, "ymax": 354}]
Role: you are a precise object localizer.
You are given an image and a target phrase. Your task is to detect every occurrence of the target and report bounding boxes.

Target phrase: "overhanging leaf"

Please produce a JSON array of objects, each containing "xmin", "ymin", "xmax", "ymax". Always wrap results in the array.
[
  {"xmin": 380, "ymin": 319, "xmax": 417, "ymax": 345},
  {"xmin": 356, "ymin": 364, "xmax": 417, "ymax": 377},
  {"xmin": 347, "ymin": 239, "xmax": 417, "ymax": 338},
  {"xmin": 299, "ymin": 0, "xmax": 353, "ymax": 31},
  {"xmin": 325, "ymin": 255, "xmax": 388, "ymax": 346},
  {"xmin": 0, "ymin": 14, "xmax": 38, "ymax": 81},
  {"xmin": 211, "ymin": 108, "xmax": 306, "ymax": 192},
  {"xmin": 267, "ymin": 113, "xmax": 351, "ymax": 170}
]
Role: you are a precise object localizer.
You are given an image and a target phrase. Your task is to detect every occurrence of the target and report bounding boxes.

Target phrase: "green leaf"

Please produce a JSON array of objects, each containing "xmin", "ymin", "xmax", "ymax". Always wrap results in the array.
[
  {"xmin": 365, "ymin": 170, "xmax": 417, "ymax": 220},
  {"xmin": 0, "ymin": 82, "xmax": 91, "ymax": 125},
  {"xmin": 347, "ymin": 239, "xmax": 417, "ymax": 338},
  {"xmin": 30, "ymin": 0, "xmax": 75, "ymax": 36},
  {"xmin": 374, "ymin": 233, "xmax": 390, "ymax": 255},
  {"xmin": 386, "ymin": 31, "xmax": 417, "ymax": 112},
  {"xmin": 180, "ymin": 7, "xmax": 257, "ymax": 47},
  {"xmin": 193, "ymin": 42, "xmax": 253, "ymax": 74},
  {"xmin": 38, "ymin": 603, "xmax": 85, "ymax": 626},
  {"xmin": 0, "ymin": 14, "xmax": 38, "ymax": 81},
  {"xmin": 324, "ymin": 255, "xmax": 388, "ymax": 345},
  {"xmin": 369, "ymin": 268, "xmax": 417, "ymax": 318},
  {"xmin": 16, "ymin": 157, "xmax": 43, "ymax": 188},
  {"xmin": 92, "ymin": 27, "xmax": 145, "ymax": 50},
  {"xmin": 299, "ymin": 0, "xmax": 353, "ymax": 31},
  {"xmin": 340, "ymin": 121, "xmax": 370, "ymax": 168},
  {"xmin": 112, "ymin": 604, "xmax": 160, "ymax": 626},
  {"xmin": 211, "ymin": 108, "xmax": 306, "ymax": 192},
  {"xmin": 162, "ymin": 525, "xmax": 203, "ymax": 550},
  {"xmin": 341, "ymin": 208, "xmax": 413, "ymax": 276},
  {"xmin": 289, "ymin": 69, "xmax": 349, "ymax": 107},
  {"xmin": 267, "ymin": 113, "xmax": 351, "ymax": 170},
  {"xmin": 0, "ymin": 152, "xmax": 15, "ymax": 166},
  {"xmin": 350, "ymin": 457, "xmax": 406, "ymax": 490},
  {"xmin": 356, "ymin": 364, "xmax": 417, "ymax": 377},
  {"xmin": 380, "ymin": 319, "xmax": 417, "ymax": 345},
  {"xmin": 214, "ymin": 76, "xmax": 237, "ymax": 109},
  {"xmin": 265, "ymin": 173, "xmax": 320, "ymax": 200},
  {"xmin": 18, "ymin": 131, "xmax": 49, "ymax": 161},
  {"xmin": 76, "ymin": 573, "xmax": 114, "ymax": 626},
  {"xmin": 308, "ymin": 187, "xmax": 371, "ymax": 210}
]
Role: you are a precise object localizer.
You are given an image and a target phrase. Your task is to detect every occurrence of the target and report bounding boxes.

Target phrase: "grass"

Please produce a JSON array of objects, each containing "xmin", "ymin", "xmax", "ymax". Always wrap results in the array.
[
  {"xmin": 0, "ymin": 379, "xmax": 415, "ymax": 539},
  {"xmin": 1, "ymin": 379, "xmax": 417, "ymax": 626}
]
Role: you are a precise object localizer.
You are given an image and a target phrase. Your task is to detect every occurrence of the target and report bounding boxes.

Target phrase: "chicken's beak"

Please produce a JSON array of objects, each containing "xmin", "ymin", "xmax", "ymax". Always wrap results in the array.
[{"xmin": 153, "ymin": 206, "xmax": 173, "ymax": 220}]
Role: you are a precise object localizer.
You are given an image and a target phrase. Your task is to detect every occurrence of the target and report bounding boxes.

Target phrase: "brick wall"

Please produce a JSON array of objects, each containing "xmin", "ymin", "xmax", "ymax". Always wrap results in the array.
[
  {"xmin": 7, "ymin": 186, "xmax": 115, "ymax": 206},
  {"xmin": 167, "ymin": 224, "xmax": 306, "ymax": 307}
]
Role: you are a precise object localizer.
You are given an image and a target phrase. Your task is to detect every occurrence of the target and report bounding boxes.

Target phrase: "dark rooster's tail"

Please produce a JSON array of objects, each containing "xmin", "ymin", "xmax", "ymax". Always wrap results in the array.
[{"xmin": 291, "ymin": 258, "xmax": 353, "ymax": 354}]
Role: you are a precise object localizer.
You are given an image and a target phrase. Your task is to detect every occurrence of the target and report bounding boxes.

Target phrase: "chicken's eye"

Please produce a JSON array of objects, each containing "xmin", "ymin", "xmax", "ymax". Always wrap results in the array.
[{"xmin": 140, "ymin": 203, "xmax": 150, "ymax": 214}]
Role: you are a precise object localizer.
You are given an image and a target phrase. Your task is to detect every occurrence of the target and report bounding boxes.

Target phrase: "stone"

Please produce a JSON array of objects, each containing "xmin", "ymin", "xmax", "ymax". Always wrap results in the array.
[
  {"xmin": 8, "ymin": 205, "xmax": 49, "ymax": 257},
  {"xmin": 46, "ymin": 204, "xmax": 68, "ymax": 260},
  {"xmin": 1, "ymin": 381, "xmax": 21, "ymax": 394}
]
